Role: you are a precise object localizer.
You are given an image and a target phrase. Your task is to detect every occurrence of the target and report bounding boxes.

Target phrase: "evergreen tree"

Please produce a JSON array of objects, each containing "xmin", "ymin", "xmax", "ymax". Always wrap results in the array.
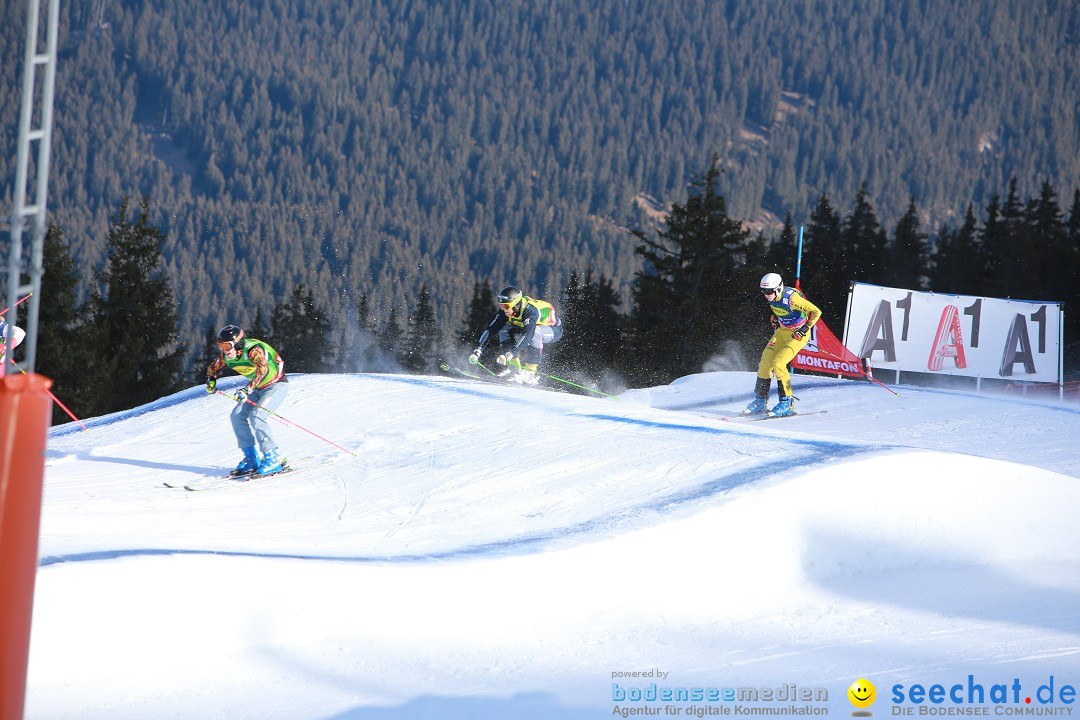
[
  {"xmin": 802, "ymin": 194, "xmax": 844, "ymax": 322},
  {"xmin": 338, "ymin": 291, "xmax": 377, "ymax": 372},
  {"xmin": 1026, "ymin": 179, "xmax": 1068, "ymax": 302},
  {"xmin": 843, "ymin": 183, "xmax": 887, "ymax": 286},
  {"xmin": 889, "ymin": 196, "xmax": 928, "ymax": 291},
  {"xmin": 249, "ymin": 308, "xmax": 271, "ymax": 346},
  {"xmin": 590, "ymin": 275, "xmax": 624, "ymax": 368},
  {"xmin": 399, "ymin": 285, "xmax": 439, "ymax": 373},
  {"xmin": 1066, "ymin": 189, "xmax": 1080, "ymax": 358},
  {"xmin": 765, "ymin": 212, "xmax": 798, "ymax": 271},
  {"xmin": 355, "ymin": 293, "xmax": 371, "ymax": 332},
  {"xmin": 983, "ymin": 178, "xmax": 1030, "ymax": 299},
  {"xmin": 548, "ymin": 270, "xmax": 587, "ymax": 377},
  {"xmin": 85, "ymin": 197, "xmax": 183, "ymax": 415},
  {"xmin": 931, "ymin": 204, "xmax": 980, "ymax": 294},
  {"xmin": 269, "ymin": 284, "xmax": 332, "ymax": 373},
  {"xmin": 548, "ymin": 270, "xmax": 623, "ymax": 385},
  {"xmin": 979, "ymin": 193, "xmax": 1004, "ymax": 295},
  {"xmin": 460, "ymin": 279, "xmax": 496, "ymax": 350},
  {"xmin": 378, "ymin": 307, "xmax": 402, "ymax": 368},
  {"xmin": 35, "ymin": 224, "xmax": 96, "ymax": 423},
  {"xmin": 1068, "ymin": 189, "xmax": 1080, "ymax": 249},
  {"xmin": 627, "ymin": 155, "xmax": 754, "ymax": 385},
  {"xmin": 195, "ymin": 323, "xmax": 219, "ymax": 384}
]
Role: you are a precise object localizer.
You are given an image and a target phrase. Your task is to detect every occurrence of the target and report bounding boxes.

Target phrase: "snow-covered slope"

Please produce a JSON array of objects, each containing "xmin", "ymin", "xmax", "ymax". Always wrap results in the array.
[{"xmin": 27, "ymin": 371, "xmax": 1080, "ymax": 719}]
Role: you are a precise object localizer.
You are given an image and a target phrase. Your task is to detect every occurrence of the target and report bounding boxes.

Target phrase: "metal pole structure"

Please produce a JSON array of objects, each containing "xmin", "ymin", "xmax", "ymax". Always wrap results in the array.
[
  {"xmin": 5, "ymin": 0, "xmax": 59, "ymax": 376},
  {"xmin": 2, "ymin": 1, "xmax": 60, "ymax": 718},
  {"xmin": 794, "ymin": 225, "xmax": 804, "ymax": 291}
]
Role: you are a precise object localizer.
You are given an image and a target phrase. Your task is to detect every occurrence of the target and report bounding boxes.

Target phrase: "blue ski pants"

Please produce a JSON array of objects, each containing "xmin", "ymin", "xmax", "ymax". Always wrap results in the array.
[{"xmin": 231, "ymin": 381, "xmax": 288, "ymax": 454}]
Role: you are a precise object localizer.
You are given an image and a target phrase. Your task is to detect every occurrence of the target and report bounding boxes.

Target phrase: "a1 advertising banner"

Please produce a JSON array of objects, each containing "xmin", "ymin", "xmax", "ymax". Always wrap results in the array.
[{"xmin": 843, "ymin": 283, "xmax": 1063, "ymax": 383}]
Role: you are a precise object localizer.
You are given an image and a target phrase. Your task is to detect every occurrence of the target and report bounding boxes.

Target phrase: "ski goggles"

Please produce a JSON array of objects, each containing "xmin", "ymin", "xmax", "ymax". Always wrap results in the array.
[
  {"xmin": 217, "ymin": 340, "xmax": 242, "ymax": 357},
  {"xmin": 762, "ymin": 287, "xmax": 780, "ymax": 298}
]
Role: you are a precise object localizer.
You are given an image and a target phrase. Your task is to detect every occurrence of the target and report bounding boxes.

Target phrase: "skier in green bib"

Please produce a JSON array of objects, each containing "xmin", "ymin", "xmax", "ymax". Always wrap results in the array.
[
  {"xmin": 469, "ymin": 286, "xmax": 562, "ymax": 384},
  {"xmin": 206, "ymin": 324, "xmax": 289, "ymax": 476}
]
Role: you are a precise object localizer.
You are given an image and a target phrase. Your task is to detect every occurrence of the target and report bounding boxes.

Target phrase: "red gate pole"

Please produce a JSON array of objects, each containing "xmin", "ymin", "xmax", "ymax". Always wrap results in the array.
[{"xmin": 0, "ymin": 373, "xmax": 53, "ymax": 720}]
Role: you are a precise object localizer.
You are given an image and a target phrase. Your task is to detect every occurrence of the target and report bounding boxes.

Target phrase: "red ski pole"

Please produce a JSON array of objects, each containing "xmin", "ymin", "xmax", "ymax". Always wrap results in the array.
[
  {"xmin": 816, "ymin": 348, "xmax": 901, "ymax": 397},
  {"xmin": 0, "ymin": 292, "xmax": 33, "ymax": 318},
  {"xmin": 14, "ymin": 367, "xmax": 87, "ymax": 430},
  {"xmin": 217, "ymin": 390, "xmax": 357, "ymax": 456}
]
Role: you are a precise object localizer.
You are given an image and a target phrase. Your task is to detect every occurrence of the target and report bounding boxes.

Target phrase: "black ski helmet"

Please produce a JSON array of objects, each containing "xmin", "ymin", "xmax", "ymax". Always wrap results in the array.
[
  {"xmin": 217, "ymin": 324, "xmax": 245, "ymax": 352},
  {"xmin": 497, "ymin": 286, "xmax": 525, "ymax": 315}
]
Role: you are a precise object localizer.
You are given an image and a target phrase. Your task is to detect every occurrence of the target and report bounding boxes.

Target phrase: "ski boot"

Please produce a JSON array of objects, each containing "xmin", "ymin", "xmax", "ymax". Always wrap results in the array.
[
  {"xmin": 257, "ymin": 448, "xmax": 285, "ymax": 476},
  {"xmin": 513, "ymin": 362, "xmax": 540, "ymax": 385},
  {"xmin": 743, "ymin": 396, "xmax": 767, "ymax": 415},
  {"xmin": 744, "ymin": 377, "xmax": 772, "ymax": 414},
  {"xmin": 231, "ymin": 446, "xmax": 262, "ymax": 476},
  {"xmin": 769, "ymin": 396, "xmax": 795, "ymax": 417}
]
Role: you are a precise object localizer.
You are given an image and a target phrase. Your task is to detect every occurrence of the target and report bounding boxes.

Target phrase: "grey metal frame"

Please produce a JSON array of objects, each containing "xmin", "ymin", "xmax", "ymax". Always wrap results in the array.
[{"xmin": 5, "ymin": 0, "xmax": 60, "ymax": 375}]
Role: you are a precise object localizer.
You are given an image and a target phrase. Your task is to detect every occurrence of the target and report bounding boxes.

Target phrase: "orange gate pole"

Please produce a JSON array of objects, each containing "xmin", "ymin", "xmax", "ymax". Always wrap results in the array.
[{"xmin": 0, "ymin": 373, "xmax": 53, "ymax": 720}]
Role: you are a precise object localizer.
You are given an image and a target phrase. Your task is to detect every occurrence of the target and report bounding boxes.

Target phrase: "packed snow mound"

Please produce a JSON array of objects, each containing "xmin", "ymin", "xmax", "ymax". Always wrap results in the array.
[{"xmin": 29, "ymin": 371, "xmax": 1080, "ymax": 719}]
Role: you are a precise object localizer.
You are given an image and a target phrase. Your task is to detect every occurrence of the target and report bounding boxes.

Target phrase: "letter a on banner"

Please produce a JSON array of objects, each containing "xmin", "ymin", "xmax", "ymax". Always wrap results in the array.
[
  {"xmin": 859, "ymin": 300, "xmax": 897, "ymax": 361},
  {"xmin": 927, "ymin": 305, "xmax": 967, "ymax": 371},
  {"xmin": 998, "ymin": 314, "xmax": 1037, "ymax": 377}
]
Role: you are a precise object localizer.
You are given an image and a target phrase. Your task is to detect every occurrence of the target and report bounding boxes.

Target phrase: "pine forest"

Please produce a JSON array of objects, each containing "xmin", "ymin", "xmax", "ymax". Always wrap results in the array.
[{"xmin": 2, "ymin": 0, "xmax": 1078, "ymax": 419}]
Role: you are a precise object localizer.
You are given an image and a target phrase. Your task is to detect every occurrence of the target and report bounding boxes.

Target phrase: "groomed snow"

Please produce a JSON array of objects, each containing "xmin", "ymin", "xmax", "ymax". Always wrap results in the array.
[{"xmin": 26, "ymin": 371, "xmax": 1080, "ymax": 719}]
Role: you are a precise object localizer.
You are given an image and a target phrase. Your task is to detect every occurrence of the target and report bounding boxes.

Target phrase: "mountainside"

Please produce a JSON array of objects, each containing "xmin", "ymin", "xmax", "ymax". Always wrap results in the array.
[{"xmin": 3, "ymin": 0, "xmax": 1078, "ymax": 362}]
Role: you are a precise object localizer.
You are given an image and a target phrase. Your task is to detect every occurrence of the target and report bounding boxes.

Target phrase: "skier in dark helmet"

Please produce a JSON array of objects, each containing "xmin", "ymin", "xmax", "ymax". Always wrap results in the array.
[
  {"xmin": 206, "ymin": 324, "xmax": 289, "ymax": 475},
  {"xmin": 468, "ymin": 285, "xmax": 562, "ymax": 384}
]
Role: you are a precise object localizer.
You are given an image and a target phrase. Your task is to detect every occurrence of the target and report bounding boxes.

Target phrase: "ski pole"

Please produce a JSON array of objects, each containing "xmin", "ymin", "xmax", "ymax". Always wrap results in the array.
[
  {"xmin": 795, "ymin": 226, "xmax": 804, "ymax": 291},
  {"xmin": 217, "ymin": 389, "xmax": 358, "ymax": 456},
  {"xmin": 815, "ymin": 348, "xmax": 901, "ymax": 397},
  {"xmin": 15, "ymin": 367, "xmax": 88, "ymax": 430},
  {"xmin": 473, "ymin": 360, "xmax": 501, "ymax": 377},
  {"xmin": 1, "ymin": 293, "xmax": 33, "ymax": 373},
  {"xmin": 508, "ymin": 359, "xmax": 620, "ymax": 399},
  {"xmin": 1, "ymin": 295, "xmax": 78, "ymax": 429},
  {"xmin": 0, "ymin": 292, "xmax": 33, "ymax": 318}
]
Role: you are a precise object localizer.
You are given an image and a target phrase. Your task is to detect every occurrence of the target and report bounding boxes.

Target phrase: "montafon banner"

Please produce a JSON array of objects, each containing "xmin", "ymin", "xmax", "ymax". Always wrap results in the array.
[
  {"xmin": 791, "ymin": 320, "xmax": 866, "ymax": 379},
  {"xmin": 843, "ymin": 283, "xmax": 1064, "ymax": 383}
]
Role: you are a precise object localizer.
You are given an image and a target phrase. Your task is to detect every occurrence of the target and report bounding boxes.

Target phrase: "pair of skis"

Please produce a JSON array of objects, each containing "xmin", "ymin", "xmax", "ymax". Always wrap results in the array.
[
  {"xmin": 163, "ymin": 461, "xmax": 292, "ymax": 491},
  {"xmin": 444, "ymin": 361, "xmax": 822, "ymax": 418},
  {"xmin": 440, "ymin": 362, "xmax": 541, "ymax": 388},
  {"xmin": 722, "ymin": 409, "xmax": 828, "ymax": 423}
]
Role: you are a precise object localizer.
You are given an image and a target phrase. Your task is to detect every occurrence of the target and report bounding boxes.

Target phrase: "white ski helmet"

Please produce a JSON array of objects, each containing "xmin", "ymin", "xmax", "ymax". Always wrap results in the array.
[{"xmin": 759, "ymin": 273, "xmax": 784, "ymax": 297}]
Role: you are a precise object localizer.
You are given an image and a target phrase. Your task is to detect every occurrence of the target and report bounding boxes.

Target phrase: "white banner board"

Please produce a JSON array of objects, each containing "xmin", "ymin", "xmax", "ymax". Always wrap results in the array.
[{"xmin": 843, "ymin": 283, "xmax": 1063, "ymax": 383}]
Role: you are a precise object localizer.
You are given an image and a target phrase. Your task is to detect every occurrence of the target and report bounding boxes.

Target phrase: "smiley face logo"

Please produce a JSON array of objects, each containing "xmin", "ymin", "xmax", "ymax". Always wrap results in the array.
[{"xmin": 848, "ymin": 678, "xmax": 876, "ymax": 709}]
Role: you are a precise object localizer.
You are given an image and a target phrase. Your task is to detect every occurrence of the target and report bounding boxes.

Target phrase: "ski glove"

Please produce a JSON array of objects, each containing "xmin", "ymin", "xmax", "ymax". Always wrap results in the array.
[
  {"xmin": 496, "ymin": 351, "xmax": 515, "ymax": 366},
  {"xmin": 793, "ymin": 326, "xmax": 810, "ymax": 341},
  {"xmin": 770, "ymin": 315, "xmax": 779, "ymax": 329},
  {"xmin": 468, "ymin": 348, "xmax": 482, "ymax": 365},
  {"xmin": 206, "ymin": 378, "xmax": 217, "ymax": 394},
  {"xmin": 234, "ymin": 386, "xmax": 251, "ymax": 403}
]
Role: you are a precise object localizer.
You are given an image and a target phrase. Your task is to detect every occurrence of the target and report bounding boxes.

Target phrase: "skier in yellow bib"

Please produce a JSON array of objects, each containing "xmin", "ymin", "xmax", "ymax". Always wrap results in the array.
[
  {"xmin": 744, "ymin": 273, "xmax": 821, "ymax": 417},
  {"xmin": 469, "ymin": 286, "xmax": 563, "ymax": 384}
]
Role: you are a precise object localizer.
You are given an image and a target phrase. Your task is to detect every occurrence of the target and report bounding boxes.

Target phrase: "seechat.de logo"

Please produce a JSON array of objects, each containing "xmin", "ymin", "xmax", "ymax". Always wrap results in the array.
[{"xmin": 849, "ymin": 678, "xmax": 877, "ymax": 717}]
